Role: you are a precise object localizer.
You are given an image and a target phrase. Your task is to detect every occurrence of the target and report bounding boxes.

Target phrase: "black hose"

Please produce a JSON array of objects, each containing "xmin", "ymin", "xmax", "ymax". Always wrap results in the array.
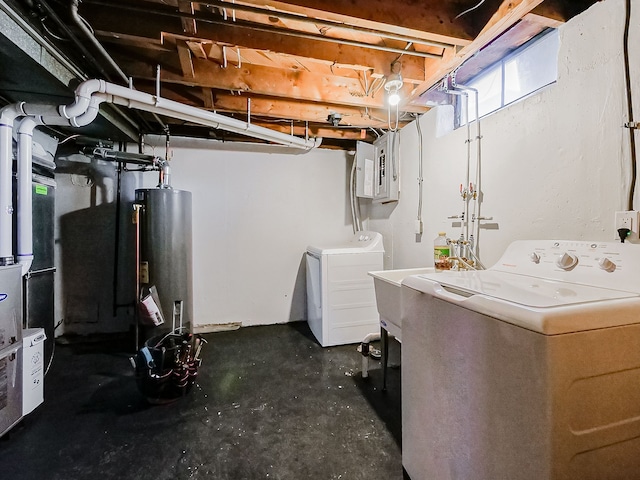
[
  {"xmin": 623, "ymin": 0, "xmax": 637, "ymax": 210},
  {"xmin": 36, "ymin": 0, "xmax": 113, "ymax": 80},
  {"xmin": 112, "ymin": 159, "xmax": 122, "ymax": 317}
]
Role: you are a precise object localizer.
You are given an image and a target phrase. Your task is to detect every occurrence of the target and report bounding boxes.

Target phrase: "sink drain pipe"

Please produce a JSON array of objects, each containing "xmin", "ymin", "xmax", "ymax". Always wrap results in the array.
[{"xmin": 359, "ymin": 332, "xmax": 381, "ymax": 378}]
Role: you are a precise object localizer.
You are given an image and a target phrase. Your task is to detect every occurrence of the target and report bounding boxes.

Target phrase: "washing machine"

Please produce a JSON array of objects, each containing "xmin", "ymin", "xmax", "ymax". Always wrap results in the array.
[
  {"xmin": 401, "ymin": 240, "xmax": 640, "ymax": 480},
  {"xmin": 306, "ymin": 231, "xmax": 384, "ymax": 347}
]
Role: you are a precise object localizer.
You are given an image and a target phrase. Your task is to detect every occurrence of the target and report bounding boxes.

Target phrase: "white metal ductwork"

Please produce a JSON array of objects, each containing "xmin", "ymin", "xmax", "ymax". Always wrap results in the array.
[{"xmin": 0, "ymin": 78, "xmax": 321, "ymax": 271}]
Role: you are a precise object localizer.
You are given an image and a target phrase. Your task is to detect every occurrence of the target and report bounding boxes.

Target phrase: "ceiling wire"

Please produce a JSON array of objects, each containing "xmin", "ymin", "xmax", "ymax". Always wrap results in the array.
[
  {"xmin": 455, "ymin": 0, "xmax": 486, "ymax": 20},
  {"xmin": 40, "ymin": 16, "xmax": 68, "ymax": 41},
  {"xmin": 392, "ymin": 42, "xmax": 414, "ymax": 64}
]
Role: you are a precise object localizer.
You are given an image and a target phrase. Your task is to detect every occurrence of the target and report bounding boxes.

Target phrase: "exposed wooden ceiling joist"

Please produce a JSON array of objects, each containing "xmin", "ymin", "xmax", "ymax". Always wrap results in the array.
[
  {"xmin": 120, "ymin": 55, "xmax": 426, "ymax": 112},
  {"xmin": 407, "ymin": 0, "xmax": 548, "ymax": 102},
  {"xmin": 0, "ymin": 0, "xmax": 599, "ymax": 148}
]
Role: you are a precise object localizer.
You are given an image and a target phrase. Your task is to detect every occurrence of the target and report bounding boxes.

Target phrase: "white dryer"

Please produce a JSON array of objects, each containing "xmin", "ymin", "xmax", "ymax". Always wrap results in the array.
[
  {"xmin": 306, "ymin": 231, "xmax": 384, "ymax": 347},
  {"xmin": 401, "ymin": 240, "xmax": 640, "ymax": 480}
]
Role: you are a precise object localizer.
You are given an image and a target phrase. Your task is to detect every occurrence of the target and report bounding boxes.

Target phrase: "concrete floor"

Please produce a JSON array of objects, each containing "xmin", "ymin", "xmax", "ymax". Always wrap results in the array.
[{"xmin": 0, "ymin": 323, "xmax": 402, "ymax": 480}]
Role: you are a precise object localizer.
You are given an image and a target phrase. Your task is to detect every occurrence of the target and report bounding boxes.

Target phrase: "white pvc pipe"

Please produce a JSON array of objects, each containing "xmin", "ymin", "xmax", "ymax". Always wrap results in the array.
[
  {"xmin": 16, "ymin": 117, "xmax": 37, "ymax": 275},
  {"xmin": 0, "ymin": 104, "xmax": 20, "ymax": 263},
  {"xmin": 15, "ymin": 102, "xmax": 102, "ymax": 275},
  {"xmin": 59, "ymin": 79, "xmax": 103, "ymax": 120},
  {"xmin": 2, "ymin": 76, "xmax": 316, "ymax": 270},
  {"xmin": 95, "ymin": 80, "xmax": 321, "ymax": 149}
]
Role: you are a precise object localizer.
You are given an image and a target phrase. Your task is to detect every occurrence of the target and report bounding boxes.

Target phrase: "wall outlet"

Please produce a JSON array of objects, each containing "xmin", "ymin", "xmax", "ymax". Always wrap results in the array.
[{"xmin": 614, "ymin": 210, "xmax": 640, "ymax": 242}]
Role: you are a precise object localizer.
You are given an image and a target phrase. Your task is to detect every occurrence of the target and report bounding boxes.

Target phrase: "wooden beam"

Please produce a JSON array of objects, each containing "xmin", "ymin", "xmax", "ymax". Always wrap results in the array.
[
  {"xmin": 187, "ymin": 41, "xmax": 209, "ymax": 59},
  {"xmin": 83, "ymin": 4, "xmax": 430, "ymax": 84},
  {"xmin": 132, "ymin": 78, "xmax": 425, "ymax": 127},
  {"xmin": 166, "ymin": 118, "xmax": 400, "ymax": 140},
  {"xmin": 246, "ymin": 122, "xmax": 394, "ymax": 140},
  {"xmin": 124, "ymin": 56, "xmax": 424, "ymax": 110},
  {"xmin": 208, "ymin": 93, "xmax": 418, "ymax": 127},
  {"xmin": 202, "ymin": 87, "xmax": 215, "ymax": 109},
  {"xmin": 217, "ymin": 0, "xmax": 474, "ymax": 46},
  {"xmin": 523, "ymin": 12, "xmax": 564, "ymax": 29},
  {"xmin": 94, "ymin": 30, "xmax": 172, "ymax": 52},
  {"xmin": 168, "ymin": 21, "xmax": 432, "ymax": 83},
  {"xmin": 176, "ymin": 40, "xmax": 195, "ymax": 78},
  {"xmin": 178, "ymin": 1, "xmax": 197, "ymax": 35},
  {"xmin": 407, "ymin": 0, "xmax": 546, "ymax": 103},
  {"xmin": 532, "ymin": 0, "xmax": 599, "ymax": 22}
]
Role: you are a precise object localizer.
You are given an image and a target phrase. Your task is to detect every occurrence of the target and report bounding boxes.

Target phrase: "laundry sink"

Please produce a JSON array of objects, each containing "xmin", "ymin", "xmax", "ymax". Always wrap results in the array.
[{"xmin": 368, "ymin": 268, "xmax": 435, "ymax": 340}]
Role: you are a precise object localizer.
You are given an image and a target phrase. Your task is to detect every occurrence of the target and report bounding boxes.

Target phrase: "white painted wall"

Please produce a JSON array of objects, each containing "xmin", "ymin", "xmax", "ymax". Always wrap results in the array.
[
  {"xmin": 52, "ymin": 0, "xmax": 639, "ymax": 332},
  {"xmin": 144, "ymin": 139, "xmax": 355, "ymax": 328},
  {"xmin": 367, "ymin": 0, "xmax": 639, "ymax": 270},
  {"xmin": 54, "ymin": 154, "xmax": 138, "ymax": 335}
]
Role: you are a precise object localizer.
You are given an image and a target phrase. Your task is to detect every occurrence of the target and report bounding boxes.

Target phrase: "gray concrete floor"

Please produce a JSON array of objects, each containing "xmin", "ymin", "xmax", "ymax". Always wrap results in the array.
[{"xmin": 0, "ymin": 323, "xmax": 402, "ymax": 480}]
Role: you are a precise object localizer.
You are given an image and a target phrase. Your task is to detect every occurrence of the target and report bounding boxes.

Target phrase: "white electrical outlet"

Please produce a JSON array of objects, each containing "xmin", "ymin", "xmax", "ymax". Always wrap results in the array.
[{"xmin": 614, "ymin": 211, "xmax": 640, "ymax": 242}]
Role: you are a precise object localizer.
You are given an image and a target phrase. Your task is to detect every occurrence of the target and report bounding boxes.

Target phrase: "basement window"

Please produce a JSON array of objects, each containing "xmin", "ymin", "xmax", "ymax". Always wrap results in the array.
[{"xmin": 461, "ymin": 28, "xmax": 559, "ymax": 124}]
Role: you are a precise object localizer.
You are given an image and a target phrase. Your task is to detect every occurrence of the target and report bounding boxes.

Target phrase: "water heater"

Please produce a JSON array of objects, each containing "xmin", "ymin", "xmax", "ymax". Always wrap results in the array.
[{"xmin": 135, "ymin": 188, "xmax": 193, "ymax": 341}]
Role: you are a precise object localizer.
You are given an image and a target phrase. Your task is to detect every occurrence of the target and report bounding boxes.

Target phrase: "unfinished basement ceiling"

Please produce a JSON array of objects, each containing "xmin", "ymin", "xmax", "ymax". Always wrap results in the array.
[{"xmin": 0, "ymin": 0, "xmax": 599, "ymax": 149}]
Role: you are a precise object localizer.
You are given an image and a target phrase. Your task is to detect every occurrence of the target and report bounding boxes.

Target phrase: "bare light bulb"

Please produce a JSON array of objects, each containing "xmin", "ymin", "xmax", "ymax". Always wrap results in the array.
[
  {"xmin": 384, "ymin": 72, "xmax": 403, "ymax": 107},
  {"xmin": 388, "ymin": 91, "xmax": 401, "ymax": 106}
]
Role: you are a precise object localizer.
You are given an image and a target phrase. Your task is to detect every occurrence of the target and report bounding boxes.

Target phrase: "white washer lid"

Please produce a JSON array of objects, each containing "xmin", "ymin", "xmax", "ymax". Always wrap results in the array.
[
  {"xmin": 413, "ymin": 270, "xmax": 638, "ymax": 308},
  {"xmin": 307, "ymin": 231, "xmax": 384, "ymax": 255},
  {"xmin": 403, "ymin": 271, "xmax": 640, "ymax": 335}
]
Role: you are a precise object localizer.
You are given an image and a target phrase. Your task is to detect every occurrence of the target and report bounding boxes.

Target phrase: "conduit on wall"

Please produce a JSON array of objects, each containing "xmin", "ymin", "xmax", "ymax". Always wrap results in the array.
[
  {"xmin": 623, "ymin": 0, "xmax": 637, "ymax": 210},
  {"xmin": 0, "ymin": 78, "xmax": 321, "ymax": 271}
]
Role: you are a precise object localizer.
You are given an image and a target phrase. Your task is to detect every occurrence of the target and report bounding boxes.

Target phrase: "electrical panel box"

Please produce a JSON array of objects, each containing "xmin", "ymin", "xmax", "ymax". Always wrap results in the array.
[
  {"xmin": 355, "ymin": 133, "xmax": 400, "ymax": 203},
  {"xmin": 373, "ymin": 132, "xmax": 400, "ymax": 203},
  {"xmin": 355, "ymin": 141, "xmax": 375, "ymax": 199}
]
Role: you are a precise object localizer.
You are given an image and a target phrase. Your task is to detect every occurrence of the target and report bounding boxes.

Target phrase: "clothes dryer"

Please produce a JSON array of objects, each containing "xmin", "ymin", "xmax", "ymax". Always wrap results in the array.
[{"xmin": 306, "ymin": 232, "xmax": 384, "ymax": 346}]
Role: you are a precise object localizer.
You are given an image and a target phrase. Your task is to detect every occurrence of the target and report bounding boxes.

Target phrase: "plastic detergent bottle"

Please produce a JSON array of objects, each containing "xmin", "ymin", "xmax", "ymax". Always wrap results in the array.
[{"xmin": 434, "ymin": 232, "xmax": 451, "ymax": 271}]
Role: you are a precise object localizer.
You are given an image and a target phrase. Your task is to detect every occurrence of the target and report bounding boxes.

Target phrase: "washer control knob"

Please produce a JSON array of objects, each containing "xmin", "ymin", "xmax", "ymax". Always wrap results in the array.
[
  {"xmin": 529, "ymin": 252, "xmax": 540, "ymax": 264},
  {"xmin": 598, "ymin": 257, "xmax": 616, "ymax": 272},
  {"xmin": 556, "ymin": 252, "xmax": 578, "ymax": 270}
]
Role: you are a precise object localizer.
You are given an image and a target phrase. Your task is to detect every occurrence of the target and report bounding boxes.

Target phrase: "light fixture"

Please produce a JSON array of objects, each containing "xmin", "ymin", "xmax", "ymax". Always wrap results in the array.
[
  {"xmin": 327, "ymin": 112, "xmax": 342, "ymax": 127},
  {"xmin": 384, "ymin": 62, "xmax": 403, "ymax": 106}
]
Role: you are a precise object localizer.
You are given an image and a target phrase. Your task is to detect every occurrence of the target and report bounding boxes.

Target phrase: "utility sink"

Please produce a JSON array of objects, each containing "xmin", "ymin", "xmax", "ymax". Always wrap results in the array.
[{"xmin": 368, "ymin": 268, "xmax": 436, "ymax": 340}]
